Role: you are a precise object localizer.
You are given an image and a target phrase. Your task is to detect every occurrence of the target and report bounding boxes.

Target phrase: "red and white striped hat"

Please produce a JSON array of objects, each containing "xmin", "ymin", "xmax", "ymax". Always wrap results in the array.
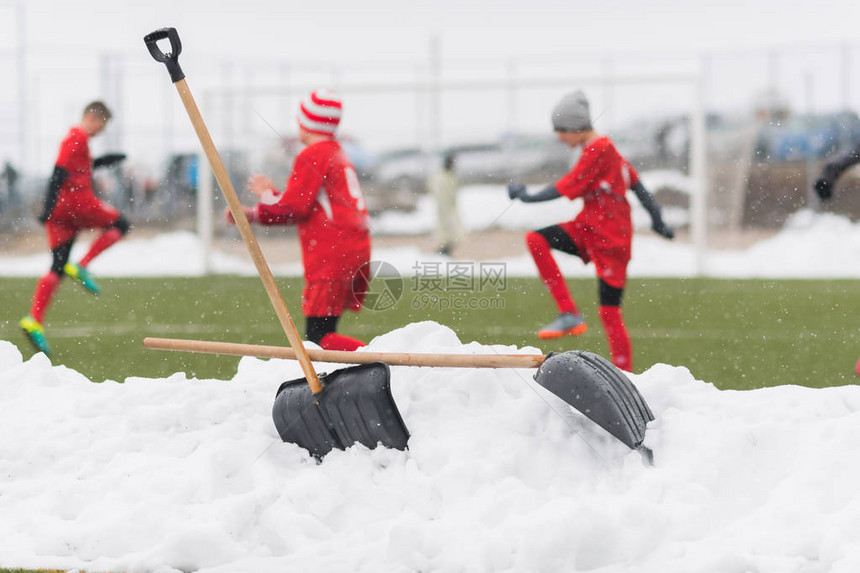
[{"xmin": 297, "ymin": 89, "xmax": 343, "ymax": 136}]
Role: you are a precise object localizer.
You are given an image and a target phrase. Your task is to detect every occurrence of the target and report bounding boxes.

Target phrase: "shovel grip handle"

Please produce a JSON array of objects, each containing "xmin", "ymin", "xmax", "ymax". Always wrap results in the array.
[{"xmin": 144, "ymin": 27, "xmax": 185, "ymax": 83}]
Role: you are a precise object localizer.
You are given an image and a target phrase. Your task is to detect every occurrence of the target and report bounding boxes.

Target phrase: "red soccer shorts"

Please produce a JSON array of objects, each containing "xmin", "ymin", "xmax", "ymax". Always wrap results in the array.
[
  {"xmin": 557, "ymin": 220, "xmax": 631, "ymax": 289},
  {"xmin": 46, "ymin": 193, "xmax": 120, "ymax": 249},
  {"xmin": 302, "ymin": 275, "xmax": 367, "ymax": 317}
]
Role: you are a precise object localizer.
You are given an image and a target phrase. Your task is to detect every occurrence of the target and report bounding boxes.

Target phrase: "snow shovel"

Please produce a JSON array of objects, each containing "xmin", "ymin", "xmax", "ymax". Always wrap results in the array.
[
  {"xmin": 144, "ymin": 336, "xmax": 655, "ymax": 452},
  {"xmin": 143, "ymin": 27, "xmax": 409, "ymax": 458}
]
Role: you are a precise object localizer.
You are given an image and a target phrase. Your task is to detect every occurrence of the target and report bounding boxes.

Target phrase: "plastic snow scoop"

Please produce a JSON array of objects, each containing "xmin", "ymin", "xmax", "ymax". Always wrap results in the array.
[
  {"xmin": 144, "ymin": 336, "xmax": 655, "ymax": 451},
  {"xmin": 143, "ymin": 27, "xmax": 409, "ymax": 458},
  {"xmin": 273, "ymin": 362, "xmax": 408, "ymax": 457}
]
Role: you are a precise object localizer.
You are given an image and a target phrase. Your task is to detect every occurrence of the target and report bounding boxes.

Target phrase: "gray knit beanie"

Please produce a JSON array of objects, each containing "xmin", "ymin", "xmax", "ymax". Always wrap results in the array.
[{"xmin": 552, "ymin": 90, "xmax": 592, "ymax": 132}]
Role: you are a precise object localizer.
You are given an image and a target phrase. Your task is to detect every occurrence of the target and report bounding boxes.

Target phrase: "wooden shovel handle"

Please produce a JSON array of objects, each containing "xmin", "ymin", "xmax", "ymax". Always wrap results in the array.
[
  {"xmin": 144, "ymin": 336, "xmax": 547, "ymax": 370},
  {"xmin": 171, "ymin": 78, "xmax": 322, "ymax": 393}
]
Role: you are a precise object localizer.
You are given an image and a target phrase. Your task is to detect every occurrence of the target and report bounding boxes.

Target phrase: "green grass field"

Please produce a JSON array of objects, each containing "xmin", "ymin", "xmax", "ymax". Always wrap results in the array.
[{"xmin": 1, "ymin": 275, "xmax": 858, "ymax": 390}]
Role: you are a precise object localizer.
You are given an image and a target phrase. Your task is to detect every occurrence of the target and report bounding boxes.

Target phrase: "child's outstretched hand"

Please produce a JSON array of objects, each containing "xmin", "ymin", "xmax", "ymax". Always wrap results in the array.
[
  {"xmin": 652, "ymin": 218, "xmax": 675, "ymax": 240},
  {"xmin": 247, "ymin": 175, "xmax": 276, "ymax": 199},
  {"xmin": 93, "ymin": 153, "xmax": 127, "ymax": 169},
  {"xmin": 507, "ymin": 183, "xmax": 527, "ymax": 201}
]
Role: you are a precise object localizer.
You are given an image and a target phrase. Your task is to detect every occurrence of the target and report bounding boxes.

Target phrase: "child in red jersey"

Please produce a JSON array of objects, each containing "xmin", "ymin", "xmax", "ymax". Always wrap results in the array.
[
  {"xmin": 509, "ymin": 91, "xmax": 673, "ymax": 372},
  {"xmin": 20, "ymin": 101, "xmax": 130, "ymax": 356},
  {"xmin": 227, "ymin": 89, "xmax": 370, "ymax": 351}
]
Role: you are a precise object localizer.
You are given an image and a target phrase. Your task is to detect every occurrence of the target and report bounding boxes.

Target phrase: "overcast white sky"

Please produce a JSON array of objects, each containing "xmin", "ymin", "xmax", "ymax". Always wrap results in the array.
[{"xmin": 12, "ymin": 0, "xmax": 857, "ymax": 61}]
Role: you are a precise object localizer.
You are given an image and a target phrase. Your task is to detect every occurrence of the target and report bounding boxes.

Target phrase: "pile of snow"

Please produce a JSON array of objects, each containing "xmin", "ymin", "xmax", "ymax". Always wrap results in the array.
[
  {"xmin": 2, "ymin": 321, "xmax": 860, "ymax": 572},
  {"xmin": 706, "ymin": 210, "xmax": 860, "ymax": 278}
]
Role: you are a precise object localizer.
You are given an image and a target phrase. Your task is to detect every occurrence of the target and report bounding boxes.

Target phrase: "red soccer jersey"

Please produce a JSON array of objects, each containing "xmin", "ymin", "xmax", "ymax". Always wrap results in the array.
[
  {"xmin": 44, "ymin": 126, "xmax": 121, "ymax": 248},
  {"xmin": 55, "ymin": 126, "xmax": 95, "ymax": 197},
  {"xmin": 256, "ymin": 139, "xmax": 371, "ymax": 282},
  {"xmin": 555, "ymin": 136, "xmax": 634, "ymax": 254},
  {"xmin": 553, "ymin": 136, "xmax": 635, "ymax": 288}
]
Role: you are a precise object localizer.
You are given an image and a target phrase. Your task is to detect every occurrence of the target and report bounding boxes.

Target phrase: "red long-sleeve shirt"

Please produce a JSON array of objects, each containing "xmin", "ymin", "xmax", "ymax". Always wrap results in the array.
[{"xmin": 256, "ymin": 139, "xmax": 370, "ymax": 282}]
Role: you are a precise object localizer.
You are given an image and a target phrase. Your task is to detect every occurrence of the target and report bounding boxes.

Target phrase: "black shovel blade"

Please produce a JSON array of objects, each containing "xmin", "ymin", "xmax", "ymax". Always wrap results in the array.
[
  {"xmin": 272, "ymin": 361, "xmax": 409, "ymax": 458},
  {"xmin": 534, "ymin": 351, "xmax": 654, "ymax": 449}
]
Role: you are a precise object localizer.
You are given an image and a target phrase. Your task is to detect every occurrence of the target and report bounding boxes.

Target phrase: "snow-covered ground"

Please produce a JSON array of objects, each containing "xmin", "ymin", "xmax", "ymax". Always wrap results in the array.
[
  {"xmin": 3, "ymin": 323, "xmax": 860, "ymax": 573},
  {"xmin": 2, "ymin": 186, "xmax": 860, "ymax": 572}
]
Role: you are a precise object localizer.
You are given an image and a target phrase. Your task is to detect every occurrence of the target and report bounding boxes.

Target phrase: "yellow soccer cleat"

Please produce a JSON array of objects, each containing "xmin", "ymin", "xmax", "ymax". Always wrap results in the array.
[
  {"xmin": 64, "ymin": 262, "xmax": 100, "ymax": 295},
  {"xmin": 19, "ymin": 315, "xmax": 52, "ymax": 356}
]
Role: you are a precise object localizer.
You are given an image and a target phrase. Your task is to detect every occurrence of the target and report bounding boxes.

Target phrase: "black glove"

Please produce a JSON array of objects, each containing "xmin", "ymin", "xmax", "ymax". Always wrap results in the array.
[
  {"xmin": 507, "ymin": 183, "xmax": 527, "ymax": 201},
  {"xmin": 814, "ymin": 178, "xmax": 832, "ymax": 200},
  {"xmin": 93, "ymin": 153, "xmax": 127, "ymax": 169},
  {"xmin": 652, "ymin": 218, "xmax": 675, "ymax": 240}
]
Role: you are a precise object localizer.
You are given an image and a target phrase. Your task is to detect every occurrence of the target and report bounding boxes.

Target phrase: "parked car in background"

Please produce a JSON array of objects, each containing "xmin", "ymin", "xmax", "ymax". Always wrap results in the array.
[
  {"xmin": 611, "ymin": 116, "xmax": 684, "ymax": 171},
  {"xmin": 753, "ymin": 111, "xmax": 860, "ymax": 162},
  {"xmin": 368, "ymin": 133, "xmax": 571, "ymax": 211},
  {"xmin": 259, "ymin": 134, "xmax": 377, "ymax": 186},
  {"xmin": 456, "ymin": 133, "xmax": 572, "ymax": 184},
  {"xmin": 372, "ymin": 147, "xmax": 437, "ymax": 196}
]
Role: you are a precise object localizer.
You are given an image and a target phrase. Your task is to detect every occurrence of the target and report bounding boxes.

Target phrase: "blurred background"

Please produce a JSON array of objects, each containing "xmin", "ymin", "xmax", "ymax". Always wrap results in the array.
[{"xmin": 1, "ymin": 0, "xmax": 859, "ymax": 260}]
